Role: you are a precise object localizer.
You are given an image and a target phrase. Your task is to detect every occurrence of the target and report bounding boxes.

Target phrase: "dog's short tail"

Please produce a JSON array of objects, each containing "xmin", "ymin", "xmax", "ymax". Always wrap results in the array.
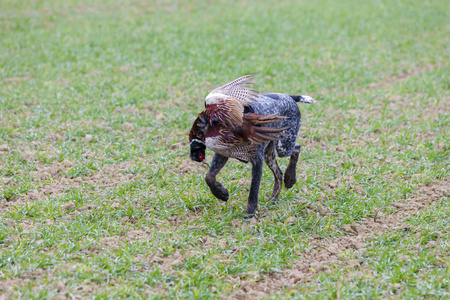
[{"xmin": 290, "ymin": 95, "xmax": 315, "ymax": 104}]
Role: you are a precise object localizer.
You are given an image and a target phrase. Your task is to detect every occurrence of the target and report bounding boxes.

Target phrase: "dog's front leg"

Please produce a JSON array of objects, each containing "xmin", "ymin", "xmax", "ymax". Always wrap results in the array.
[
  {"xmin": 205, "ymin": 153, "xmax": 229, "ymax": 201},
  {"xmin": 244, "ymin": 153, "xmax": 264, "ymax": 217}
]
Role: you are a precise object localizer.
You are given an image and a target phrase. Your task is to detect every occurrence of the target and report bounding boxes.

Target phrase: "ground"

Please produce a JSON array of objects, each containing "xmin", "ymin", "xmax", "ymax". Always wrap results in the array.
[{"xmin": 0, "ymin": 0, "xmax": 449, "ymax": 298}]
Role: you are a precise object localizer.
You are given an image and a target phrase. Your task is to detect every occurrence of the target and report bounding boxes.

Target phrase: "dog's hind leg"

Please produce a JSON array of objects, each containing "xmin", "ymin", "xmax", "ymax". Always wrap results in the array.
[
  {"xmin": 264, "ymin": 141, "xmax": 283, "ymax": 204},
  {"xmin": 206, "ymin": 153, "xmax": 229, "ymax": 201},
  {"xmin": 284, "ymin": 144, "xmax": 301, "ymax": 189}
]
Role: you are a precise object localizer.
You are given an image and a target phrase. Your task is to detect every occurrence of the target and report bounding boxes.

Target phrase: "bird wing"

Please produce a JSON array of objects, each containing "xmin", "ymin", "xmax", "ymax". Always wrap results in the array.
[
  {"xmin": 206, "ymin": 75, "xmax": 259, "ymax": 106},
  {"xmin": 212, "ymin": 98, "xmax": 244, "ymax": 127}
]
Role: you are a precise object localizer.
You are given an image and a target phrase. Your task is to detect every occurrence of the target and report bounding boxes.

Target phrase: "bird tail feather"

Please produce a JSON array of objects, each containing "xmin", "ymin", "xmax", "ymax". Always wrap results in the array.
[{"xmin": 242, "ymin": 113, "xmax": 293, "ymax": 144}]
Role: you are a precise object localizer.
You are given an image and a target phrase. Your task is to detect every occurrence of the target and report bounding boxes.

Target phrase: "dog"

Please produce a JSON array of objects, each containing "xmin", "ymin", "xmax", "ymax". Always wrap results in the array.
[{"xmin": 189, "ymin": 75, "xmax": 314, "ymax": 217}]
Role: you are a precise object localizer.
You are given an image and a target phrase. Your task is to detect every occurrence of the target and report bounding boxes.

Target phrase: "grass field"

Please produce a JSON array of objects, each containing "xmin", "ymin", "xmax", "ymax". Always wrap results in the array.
[{"xmin": 1, "ymin": 0, "xmax": 449, "ymax": 298}]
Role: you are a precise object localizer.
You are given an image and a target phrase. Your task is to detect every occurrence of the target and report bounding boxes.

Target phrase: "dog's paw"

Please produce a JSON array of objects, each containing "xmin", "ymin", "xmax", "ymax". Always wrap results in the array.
[
  {"xmin": 242, "ymin": 211, "xmax": 256, "ymax": 219},
  {"xmin": 268, "ymin": 197, "xmax": 279, "ymax": 206},
  {"xmin": 243, "ymin": 206, "xmax": 257, "ymax": 218},
  {"xmin": 211, "ymin": 185, "xmax": 229, "ymax": 202},
  {"xmin": 284, "ymin": 171, "xmax": 297, "ymax": 189}
]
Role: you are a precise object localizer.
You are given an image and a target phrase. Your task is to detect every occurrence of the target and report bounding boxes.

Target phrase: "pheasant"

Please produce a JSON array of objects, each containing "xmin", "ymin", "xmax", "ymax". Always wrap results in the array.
[{"xmin": 189, "ymin": 75, "xmax": 315, "ymax": 217}]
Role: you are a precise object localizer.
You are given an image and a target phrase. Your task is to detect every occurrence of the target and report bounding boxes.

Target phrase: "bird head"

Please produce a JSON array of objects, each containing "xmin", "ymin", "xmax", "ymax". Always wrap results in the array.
[
  {"xmin": 190, "ymin": 139, "xmax": 206, "ymax": 162},
  {"xmin": 189, "ymin": 111, "xmax": 207, "ymax": 162}
]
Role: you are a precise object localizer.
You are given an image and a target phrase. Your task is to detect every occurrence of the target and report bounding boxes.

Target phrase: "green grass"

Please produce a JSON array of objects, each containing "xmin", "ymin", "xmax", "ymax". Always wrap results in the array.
[{"xmin": 1, "ymin": 0, "xmax": 449, "ymax": 298}]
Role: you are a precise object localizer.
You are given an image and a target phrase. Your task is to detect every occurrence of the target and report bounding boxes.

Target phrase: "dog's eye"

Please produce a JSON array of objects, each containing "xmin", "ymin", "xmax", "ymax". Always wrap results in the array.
[{"xmin": 212, "ymin": 118, "xmax": 220, "ymax": 126}]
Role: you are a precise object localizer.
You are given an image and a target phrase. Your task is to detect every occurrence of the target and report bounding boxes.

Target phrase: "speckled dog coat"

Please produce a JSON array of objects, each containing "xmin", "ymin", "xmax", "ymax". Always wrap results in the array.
[{"xmin": 245, "ymin": 93, "xmax": 303, "ymax": 159}]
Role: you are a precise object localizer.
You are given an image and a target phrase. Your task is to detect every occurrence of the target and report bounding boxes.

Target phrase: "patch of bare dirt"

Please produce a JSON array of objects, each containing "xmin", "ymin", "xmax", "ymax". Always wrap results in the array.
[
  {"xmin": 2, "ymin": 75, "xmax": 32, "ymax": 83},
  {"xmin": 123, "ymin": 122, "xmax": 135, "ymax": 132},
  {"xmin": 365, "ymin": 64, "xmax": 438, "ymax": 90},
  {"xmin": 0, "ymin": 269, "xmax": 46, "ymax": 297},
  {"xmin": 228, "ymin": 179, "xmax": 450, "ymax": 299}
]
